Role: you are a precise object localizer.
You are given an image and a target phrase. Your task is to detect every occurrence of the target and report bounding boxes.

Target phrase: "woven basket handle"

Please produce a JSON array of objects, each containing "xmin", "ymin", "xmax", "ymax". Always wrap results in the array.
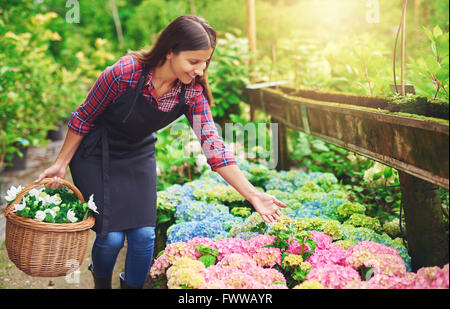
[{"xmin": 4, "ymin": 178, "xmax": 85, "ymax": 217}]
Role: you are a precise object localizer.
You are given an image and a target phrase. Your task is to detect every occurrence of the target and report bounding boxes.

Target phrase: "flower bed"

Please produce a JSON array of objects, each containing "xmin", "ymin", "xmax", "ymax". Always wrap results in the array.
[{"xmin": 152, "ymin": 160, "xmax": 448, "ymax": 289}]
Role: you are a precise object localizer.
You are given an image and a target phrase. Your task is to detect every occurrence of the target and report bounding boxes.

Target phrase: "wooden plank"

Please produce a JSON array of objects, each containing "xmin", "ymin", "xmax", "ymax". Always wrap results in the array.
[{"xmin": 245, "ymin": 87, "xmax": 449, "ymax": 190}]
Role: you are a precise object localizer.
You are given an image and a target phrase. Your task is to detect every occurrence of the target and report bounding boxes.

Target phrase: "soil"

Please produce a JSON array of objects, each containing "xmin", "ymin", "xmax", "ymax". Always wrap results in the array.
[{"xmin": 0, "ymin": 127, "xmax": 154, "ymax": 289}]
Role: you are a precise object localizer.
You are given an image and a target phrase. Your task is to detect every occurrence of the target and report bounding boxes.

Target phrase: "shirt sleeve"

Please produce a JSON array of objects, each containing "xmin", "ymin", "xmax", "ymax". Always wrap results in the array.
[
  {"xmin": 67, "ymin": 61, "xmax": 121, "ymax": 136},
  {"xmin": 186, "ymin": 92, "xmax": 237, "ymax": 172}
]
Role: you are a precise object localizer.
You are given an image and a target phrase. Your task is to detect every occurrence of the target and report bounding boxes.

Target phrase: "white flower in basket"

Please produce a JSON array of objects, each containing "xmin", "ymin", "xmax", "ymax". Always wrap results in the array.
[
  {"xmin": 67, "ymin": 209, "xmax": 78, "ymax": 223},
  {"xmin": 87, "ymin": 194, "xmax": 99, "ymax": 214},
  {"xmin": 5, "ymin": 185, "xmax": 23, "ymax": 202}
]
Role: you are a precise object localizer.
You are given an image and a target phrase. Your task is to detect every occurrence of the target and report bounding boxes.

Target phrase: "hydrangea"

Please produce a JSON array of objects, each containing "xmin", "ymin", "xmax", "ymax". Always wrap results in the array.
[
  {"xmin": 230, "ymin": 206, "xmax": 252, "ymax": 219},
  {"xmin": 382, "ymin": 218, "xmax": 406, "ymax": 238},
  {"xmin": 167, "ymin": 221, "xmax": 226, "ymax": 244},
  {"xmin": 336, "ymin": 202, "xmax": 366, "ymax": 220},
  {"xmin": 174, "ymin": 201, "xmax": 228, "ymax": 223},
  {"xmin": 346, "ymin": 241, "xmax": 407, "ymax": 277},
  {"xmin": 193, "ymin": 184, "xmax": 247, "ymax": 206},
  {"xmin": 306, "ymin": 263, "xmax": 361, "ymax": 289},
  {"xmin": 293, "ymin": 172, "xmax": 338, "ymax": 192},
  {"xmin": 166, "ymin": 257, "xmax": 206, "ymax": 289},
  {"xmin": 293, "ymin": 217, "xmax": 343, "ymax": 240},
  {"xmin": 265, "ymin": 178, "xmax": 296, "ymax": 193},
  {"xmin": 293, "ymin": 279, "xmax": 325, "ymax": 289},
  {"xmin": 229, "ymin": 212, "xmax": 268, "ymax": 237},
  {"xmin": 344, "ymin": 213, "xmax": 382, "ymax": 232}
]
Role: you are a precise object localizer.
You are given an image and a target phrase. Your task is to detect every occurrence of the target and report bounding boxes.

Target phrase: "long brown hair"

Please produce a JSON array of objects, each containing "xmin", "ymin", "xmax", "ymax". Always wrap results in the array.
[{"xmin": 129, "ymin": 15, "xmax": 216, "ymax": 106}]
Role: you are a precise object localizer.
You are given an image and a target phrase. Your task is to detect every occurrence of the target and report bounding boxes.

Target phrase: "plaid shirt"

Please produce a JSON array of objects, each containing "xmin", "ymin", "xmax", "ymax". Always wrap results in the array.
[{"xmin": 68, "ymin": 55, "xmax": 236, "ymax": 171}]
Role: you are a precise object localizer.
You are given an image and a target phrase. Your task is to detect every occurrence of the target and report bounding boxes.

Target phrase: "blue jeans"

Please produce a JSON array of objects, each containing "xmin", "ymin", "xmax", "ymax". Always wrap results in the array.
[{"xmin": 91, "ymin": 226, "xmax": 156, "ymax": 287}]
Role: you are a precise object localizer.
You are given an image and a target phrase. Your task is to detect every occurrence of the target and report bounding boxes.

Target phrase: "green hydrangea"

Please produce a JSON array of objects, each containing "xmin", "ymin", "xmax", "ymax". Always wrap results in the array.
[
  {"xmin": 292, "ymin": 217, "xmax": 342, "ymax": 240},
  {"xmin": 193, "ymin": 185, "xmax": 247, "ymax": 206},
  {"xmin": 336, "ymin": 202, "xmax": 366, "ymax": 220},
  {"xmin": 229, "ymin": 212, "xmax": 267, "ymax": 237},
  {"xmin": 292, "ymin": 189, "xmax": 327, "ymax": 203},
  {"xmin": 230, "ymin": 206, "xmax": 252, "ymax": 219},
  {"xmin": 298, "ymin": 181, "xmax": 325, "ymax": 193},
  {"xmin": 345, "ymin": 213, "xmax": 382, "ymax": 232},
  {"xmin": 321, "ymin": 220, "xmax": 343, "ymax": 240},
  {"xmin": 334, "ymin": 239, "xmax": 356, "ymax": 250},
  {"xmin": 382, "ymin": 218, "xmax": 406, "ymax": 238}
]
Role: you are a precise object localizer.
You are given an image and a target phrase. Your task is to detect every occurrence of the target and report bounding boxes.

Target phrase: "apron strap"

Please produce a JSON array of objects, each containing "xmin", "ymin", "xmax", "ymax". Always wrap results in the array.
[
  {"xmin": 100, "ymin": 126, "xmax": 110, "ymax": 238},
  {"xmin": 122, "ymin": 65, "xmax": 151, "ymax": 124}
]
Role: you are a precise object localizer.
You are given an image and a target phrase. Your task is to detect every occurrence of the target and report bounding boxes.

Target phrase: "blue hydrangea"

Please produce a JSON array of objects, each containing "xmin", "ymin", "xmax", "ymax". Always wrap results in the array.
[
  {"xmin": 167, "ymin": 220, "xmax": 226, "ymax": 244},
  {"xmin": 294, "ymin": 172, "xmax": 338, "ymax": 192},
  {"xmin": 265, "ymin": 178, "xmax": 296, "ymax": 192},
  {"xmin": 175, "ymin": 201, "xmax": 229, "ymax": 223},
  {"xmin": 209, "ymin": 212, "xmax": 244, "ymax": 232},
  {"xmin": 235, "ymin": 231, "xmax": 261, "ymax": 240}
]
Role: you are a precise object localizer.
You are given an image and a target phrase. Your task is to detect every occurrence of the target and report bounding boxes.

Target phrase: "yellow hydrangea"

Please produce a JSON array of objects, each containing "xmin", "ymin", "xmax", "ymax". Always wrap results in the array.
[
  {"xmin": 282, "ymin": 254, "xmax": 303, "ymax": 267},
  {"xmin": 293, "ymin": 279, "xmax": 325, "ymax": 289}
]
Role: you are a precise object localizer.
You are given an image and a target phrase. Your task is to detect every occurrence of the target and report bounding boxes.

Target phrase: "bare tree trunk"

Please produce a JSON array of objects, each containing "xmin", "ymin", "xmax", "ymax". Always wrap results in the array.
[
  {"xmin": 109, "ymin": 0, "xmax": 124, "ymax": 47},
  {"xmin": 401, "ymin": 0, "xmax": 407, "ymax": 96},
  {"xmin": 414, "ymin": 0, "xmax": 421, "ymax": 33},
  {"xmin": 190, "ymin": 0, "xmax": 196, "ymax": 15},
  {"xmin": 246, "ymin": 0, "xmax": 257, "ymax": 121}
]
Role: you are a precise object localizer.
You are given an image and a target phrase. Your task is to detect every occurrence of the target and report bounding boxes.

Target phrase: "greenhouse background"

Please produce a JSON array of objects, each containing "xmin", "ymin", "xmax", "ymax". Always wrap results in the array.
[{"xmin": 0, "ymin": 0, "xmax": 448, "ymax": 290}]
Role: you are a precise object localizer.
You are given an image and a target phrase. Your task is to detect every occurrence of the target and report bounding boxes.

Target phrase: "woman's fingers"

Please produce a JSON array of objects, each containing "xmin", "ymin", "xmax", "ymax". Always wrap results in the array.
[{"xmin": 273, "ymin": 198, "xmax": 287, "ymax": 208}]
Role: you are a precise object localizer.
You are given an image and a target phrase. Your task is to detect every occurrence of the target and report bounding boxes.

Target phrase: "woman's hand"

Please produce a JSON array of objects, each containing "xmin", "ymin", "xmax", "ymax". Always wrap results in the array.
[
  {"xmin": 248, "ymin": 191, "xmax": 286, "ymax": 224},
  {"xmin": 34, "ymin": 162, "xmax": 67, "ymax": 189}
]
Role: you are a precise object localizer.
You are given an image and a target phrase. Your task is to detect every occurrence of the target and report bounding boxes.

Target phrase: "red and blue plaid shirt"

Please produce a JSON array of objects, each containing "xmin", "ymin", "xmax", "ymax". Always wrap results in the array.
[{"xmin": 68, "ymin": 55, "xmax": 236, "ymax": 171}]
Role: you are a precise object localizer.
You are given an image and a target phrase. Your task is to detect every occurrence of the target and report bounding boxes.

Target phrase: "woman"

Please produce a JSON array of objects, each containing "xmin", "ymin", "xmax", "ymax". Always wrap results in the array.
[{"xmin": 35, "ymin": 15, "xmax": 285, "ymax": 289}]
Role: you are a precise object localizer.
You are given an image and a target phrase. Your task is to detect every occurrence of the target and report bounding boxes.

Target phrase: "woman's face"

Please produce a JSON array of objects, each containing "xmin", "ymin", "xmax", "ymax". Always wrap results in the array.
[{"xmin": 167, "ymin": 48, "xmax": 214, "ymax": 84}]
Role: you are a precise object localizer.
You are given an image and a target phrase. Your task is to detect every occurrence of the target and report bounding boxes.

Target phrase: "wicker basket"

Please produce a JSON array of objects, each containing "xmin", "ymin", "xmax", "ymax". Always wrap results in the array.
[{"xmin": 4, "ymin": 178, "xmax": 95, "ymax": 277}]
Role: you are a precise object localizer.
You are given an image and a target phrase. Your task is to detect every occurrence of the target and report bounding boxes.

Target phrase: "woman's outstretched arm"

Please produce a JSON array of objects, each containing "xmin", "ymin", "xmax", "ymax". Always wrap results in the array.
[{"xmin": 216, "ymin": 164, "xmax": 286, "ymax": 223}]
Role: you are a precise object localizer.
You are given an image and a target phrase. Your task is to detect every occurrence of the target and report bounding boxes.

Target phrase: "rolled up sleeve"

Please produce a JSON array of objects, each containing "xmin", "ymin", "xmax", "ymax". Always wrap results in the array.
[{"xmin": 186, "ymin": 93, "xmax": 237, "ymax": 171}]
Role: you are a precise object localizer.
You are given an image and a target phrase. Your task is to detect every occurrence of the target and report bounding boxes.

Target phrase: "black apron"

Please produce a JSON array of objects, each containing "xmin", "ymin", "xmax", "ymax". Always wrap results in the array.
[{"xmin": 69, "ymin": 65, "xmax": 188, "ymax": 237}]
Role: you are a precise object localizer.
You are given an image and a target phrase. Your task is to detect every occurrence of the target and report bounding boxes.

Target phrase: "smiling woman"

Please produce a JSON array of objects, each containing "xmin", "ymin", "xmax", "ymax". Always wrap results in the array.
[{"xmin": 35, "ymin": 14, "xmax": 286, "ymax": 289}]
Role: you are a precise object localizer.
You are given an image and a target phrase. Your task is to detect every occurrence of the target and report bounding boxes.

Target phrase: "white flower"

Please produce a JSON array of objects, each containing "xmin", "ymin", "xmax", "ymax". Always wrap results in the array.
[
  {"xmin": 87, "ymin": 194, "xmax": 99, "ymax": 214},
  {"xmin": 49, "ymin": 194, "xmax": 62, "ymax": 205},
  {"xmin": 37, "ymin": 192, "xmax": 51, "ymax": 205},
  {"xmin": 35, "ymin": 210, "xmax": 46, "ymax": 222},
  {"xmin": 195, "ymin": 154, "xmax": 208, "ymax": 173},
  {"xmin": 44, "ymin": 208, "xmax": 56, "ymax": 218},
  {"xmin": 186, "ymin": 140, "xmax": 202, "ymax": 155},
  {"xmin": 28, "ymin": 187, "xmax": 44, "ymax": 199},
  {"xmin": 4, "ymin": 185, "xmax": 23, "ymax": 202},
  {"xmin": 67, "ymin": 209, "xmax": 78, "ymax": 223},
  {"xmin": 12, "ymin": 199, "xmax": 26, "ymax": 212}
]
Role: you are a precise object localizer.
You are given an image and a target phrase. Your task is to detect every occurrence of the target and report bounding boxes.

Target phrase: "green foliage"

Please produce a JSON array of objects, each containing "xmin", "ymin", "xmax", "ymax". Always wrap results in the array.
[
  {"xmin": 208, "ymin": 33, "xmax": 251, "ymax": 125},
  {"xmin": 290, "ymin": 132, "xmax": 372, "ymax": 185},
  {"xmin": 410, "ymin": 25, "xmax": 449, "ymax": 103},
  {"xmin": 195, "ymin": 245, "xmax": 218, "ymax": 268}
]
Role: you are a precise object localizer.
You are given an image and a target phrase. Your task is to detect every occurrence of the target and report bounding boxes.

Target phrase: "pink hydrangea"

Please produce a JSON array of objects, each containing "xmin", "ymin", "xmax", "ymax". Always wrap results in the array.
[
  {"xmin": 307, "ymin": 243, "xmax": 350, "ymax": 268},
  {"xmin": 187, "ymin": 237, "xmax": 218, "ymax": 258},
  {"xmin": 150, "ymin": 242, "xmax": 197, "ymax": 278},
  {"xmin": 201, "ymin": 262, "xmax": 287, "ymax": 289},
  {"xmin": 309, "ymin": 231, "xmax": 333, "ymax": 250},
  {"xmin": 286, "ymin": 238, "xmax": 310, "ymax": 255},
  {"xmin": 307, "ymin": 263, "xmax": 361, "ymax": 289},
  {"xmin": 215, "ymin": 237, "xmax": 248, "ymax": 260},
  {"xmin": 346, "ymin": 241, "xmax": 406, "ymax": 277},
  {"xmin": 413, "ymin": 264, "xmax": 449, "ymax": 289},
  {"xmin": 253, "ymin": 247, "xmax": 282, "ymax": 267}
]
